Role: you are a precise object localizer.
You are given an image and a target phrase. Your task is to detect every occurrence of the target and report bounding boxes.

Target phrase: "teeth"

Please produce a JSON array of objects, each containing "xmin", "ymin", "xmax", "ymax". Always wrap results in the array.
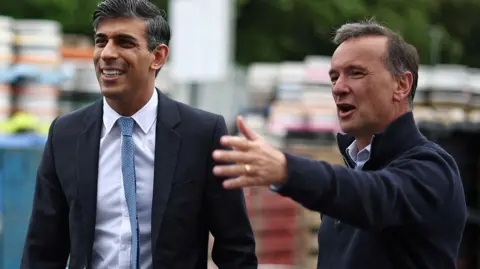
[{"xmin": 102, "ymin": 70, "xmax": 123, "ymax": 76}]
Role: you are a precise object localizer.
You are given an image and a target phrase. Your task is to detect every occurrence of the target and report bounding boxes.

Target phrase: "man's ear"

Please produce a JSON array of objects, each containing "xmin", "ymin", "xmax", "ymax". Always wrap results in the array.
[
  {"xmin": 393, "ymin": 71, "xmax": 412, "ymax": 102},
  {"xmin": 151, "ymin": 44, "xmax": 169, "ymax": 72}
]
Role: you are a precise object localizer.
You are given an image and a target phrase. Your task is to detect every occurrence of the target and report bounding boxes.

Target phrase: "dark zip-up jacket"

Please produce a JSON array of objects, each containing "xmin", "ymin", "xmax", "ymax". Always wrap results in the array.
[{"xmin": 275, "ymin": 112, "xmax": 467, "ymax": 269}]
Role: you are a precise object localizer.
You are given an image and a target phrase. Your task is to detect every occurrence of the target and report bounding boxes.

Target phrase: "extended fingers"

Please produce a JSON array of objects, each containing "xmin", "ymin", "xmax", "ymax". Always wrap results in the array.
[
  {"xmin": 212, "ymin": 149, "xmax": 254, "ymax": 163},
  {"xmin": 222, "ymin": 176, "xmax": 258, "ymax": 189},
  {"xmin": 213, "ymin": 164, "xmax": 253, "ymax": 177},
  {"xmin": 220, "ymin": 136, "xmax": 252, "ymax": 151}
]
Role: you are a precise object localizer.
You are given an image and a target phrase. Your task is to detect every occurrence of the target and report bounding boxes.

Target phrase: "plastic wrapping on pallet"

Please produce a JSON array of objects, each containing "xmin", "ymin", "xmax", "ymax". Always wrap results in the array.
[
  {"xmin": 429, "ymin": 65, "xmax": 470, "ymax": 106},
  {"xmin": 468, "ymin": 109, "xmax": 480, "ymax": 123},
  {"xmin": 301, "ymin": 84, "xmax": 332, "ymax": 106},
  {"xmin": 277, "ymin": 83, "xmax": 303, "ymax": 102},
  {"xmin": 414, "ymin": 65, "xmax": 432, "ymax": 105},
  {"xmin": 267, "ymin": 101, "xmax": 307, "ymax": 135},
  {"xmin": 305, "ymin": 106, "xmax": 339, "ymax": 133},
  {"xmin": 59, "ymin": 60, "xmax": 102, "ymax": 114},
  {"xmin": 74, "ymin": 61, "xmax": 100, "ymax": 93},
  {"xmin": 14, "ymin": 80, "xmax": 59, "ymax": 124},
  {"xmin": 0, "ymin": 16, "xmax": 14, "ymax": 70},
  {"xmin": 8, "ymin": 64, "xmax": 69, "ymax": 85},
  {"xmin": 0, "ymin": 84, "xmax": 12, "ymax": 121},
  {"xmin": 433, "ymin": 107, "xmax": 467, "ymax": 124},
  {"xmin": 278, "ymin": 62, "xmax": 305, "ymax": 84},
  {"xmin": 304, "ymin": 55, "xmax": 331, "ymax": 85},
  {"xmin": 0, "ymin": 45, "xmax": 14, "ymax": 70},
  {"xmin": 246, "ymin": 63, "xmax": 279, "ymax": 109},
  {"xmin": 285, "ymin": 143, "xmax": 343, "ymax": 164},
  {"xmin": 13, "ymin": 19, "xmax": 62, "ymax": 65},
  {"xmin": 413, "ymin": 105, "xmax": 436, "ymax": 122},
  {"xmin": 467, "ymin": 68, "xmax": 480, "ymax": 109}
]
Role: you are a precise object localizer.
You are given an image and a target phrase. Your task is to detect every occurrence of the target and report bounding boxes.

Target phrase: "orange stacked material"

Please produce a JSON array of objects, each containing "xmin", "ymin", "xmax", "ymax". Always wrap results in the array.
[
  {"xmin": 0, "ymin": 84, "xmax": 12, "ymax": 121},
  {"xmin": 61, "ymin": 46, "xmax": 94, "ymax": 60},
  {"xmin": 13, "ymin": 19, "xmax": 62, "ymax": 66},
  {"xmin": 246, "ymin": 186, "xmax": 301, "ymax": 266},
  {"xmin": 60, "ymin": 44, "xmax": 101, "ymax": 114}
]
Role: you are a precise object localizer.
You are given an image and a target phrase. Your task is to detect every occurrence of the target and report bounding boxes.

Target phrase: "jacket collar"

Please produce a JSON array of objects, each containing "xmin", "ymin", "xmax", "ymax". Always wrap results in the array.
[
  {"xmin": 336, "ymin": 111, "xmax": 426, "ymax": 168},
  {"xmin": 82, "ymin": 88, "xmax": 180, "ymax": 130}
]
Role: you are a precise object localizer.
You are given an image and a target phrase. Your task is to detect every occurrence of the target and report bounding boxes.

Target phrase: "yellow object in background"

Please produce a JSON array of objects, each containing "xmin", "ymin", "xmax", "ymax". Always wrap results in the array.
[{"xmin": 0, "ymin": 112, "xmax": 49, "ymax": 135}]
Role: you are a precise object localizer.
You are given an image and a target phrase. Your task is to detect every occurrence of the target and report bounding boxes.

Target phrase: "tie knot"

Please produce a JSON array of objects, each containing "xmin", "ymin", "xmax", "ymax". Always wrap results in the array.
[{"xmin": 118, "ymin": 117, "xmax": 134, "ymax": 136}]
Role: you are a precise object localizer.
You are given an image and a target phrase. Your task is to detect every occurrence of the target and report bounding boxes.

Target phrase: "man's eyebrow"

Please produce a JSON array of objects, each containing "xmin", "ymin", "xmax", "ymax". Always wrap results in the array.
[
  {"xmin": 347, "ymin": 64, "xmax": 367, "ymax": 70},
  {"xmin": 329, "ymin": 64, "xmax": 367, "ymax": 75},
  {"xmin": 116, "ymin": 34, "xmax": 138, "ymax": 42},
  {"xmin": 94, "ymin": 33, "xmax": 138, "ymax": 42},
  {"xmin": 94, "ymin": 33, "xmax": 107, "ymax": 39}
]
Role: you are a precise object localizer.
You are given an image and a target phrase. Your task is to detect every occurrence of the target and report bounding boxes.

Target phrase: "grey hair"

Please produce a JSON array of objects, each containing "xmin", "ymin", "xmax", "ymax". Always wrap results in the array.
[
  {"xmin": 92, "ymin": 0, "xmax": 171, "ymax": 76},
  {"xmin": 333, "ymin": 18, "xmax": 419, "ymax": 108}
]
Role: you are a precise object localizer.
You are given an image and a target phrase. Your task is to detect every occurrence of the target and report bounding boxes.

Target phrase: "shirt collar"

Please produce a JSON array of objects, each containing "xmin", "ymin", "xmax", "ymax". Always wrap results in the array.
[
  {"xmin": 346, "ymin": 140, "xmax": 372, "ymax": 162},
  {"xmin": 103, "ymin": 89, "xmax": 158, "ymax": 135}
]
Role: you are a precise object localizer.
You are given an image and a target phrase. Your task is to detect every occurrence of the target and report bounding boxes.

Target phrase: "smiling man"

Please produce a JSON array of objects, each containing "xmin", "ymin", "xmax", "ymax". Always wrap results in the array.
[
  {"xmin": 211, "ymin": 19, "xmax": 467, "ymax": 269},
  {"xmin": 21, "ymin": 0, "xmax": 257, "ymax": 269}
]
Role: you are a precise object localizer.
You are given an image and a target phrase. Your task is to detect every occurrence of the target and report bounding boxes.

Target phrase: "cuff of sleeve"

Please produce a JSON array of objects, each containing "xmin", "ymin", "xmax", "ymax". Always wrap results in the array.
[
  {"xmin": 272, "ymin": 152, "xmax": 330, "ymax": 206},
  {"xmin": 269, "ymin": 152, "xmax": 298, "ymax": 195}
]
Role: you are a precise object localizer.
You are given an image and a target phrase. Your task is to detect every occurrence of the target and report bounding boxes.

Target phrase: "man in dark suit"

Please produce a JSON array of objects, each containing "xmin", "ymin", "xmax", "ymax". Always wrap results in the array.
[{"xmin": 21, "ymin": 0, "xmax": 257, "ymax": 268}]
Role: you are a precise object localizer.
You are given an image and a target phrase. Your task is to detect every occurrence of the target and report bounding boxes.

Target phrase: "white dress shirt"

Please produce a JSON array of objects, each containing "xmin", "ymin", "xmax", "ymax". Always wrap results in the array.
[{"xmin": 91, "ymin": 90, "xmax": 157, "ymax": 269}]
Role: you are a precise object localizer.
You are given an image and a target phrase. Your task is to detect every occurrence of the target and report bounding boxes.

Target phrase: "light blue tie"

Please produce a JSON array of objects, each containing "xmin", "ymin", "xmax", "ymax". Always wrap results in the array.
[{"xmin": 118, "ymin": 117, "xmax": 139, "ymax": 269}]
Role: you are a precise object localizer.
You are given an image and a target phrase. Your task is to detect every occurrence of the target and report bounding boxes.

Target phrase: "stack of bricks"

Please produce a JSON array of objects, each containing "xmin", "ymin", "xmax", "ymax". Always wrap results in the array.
[
  {"xmin": 207, "ymin": 186, "xmax": 300, "ymax": 268},
  {"xmin": 247, "ymin": 186, "xmax": 301, "ymax": 265},
  {"xmin": 297, "ymin": 209, "xmax": 322, "ymax": 269},
  {"xmin": 208, "ymin": 141, "xmax": 344, "ymax": 268},
  {"xmin": 283, "ymin": 141, "xmax": 344, "ymax": 268}
]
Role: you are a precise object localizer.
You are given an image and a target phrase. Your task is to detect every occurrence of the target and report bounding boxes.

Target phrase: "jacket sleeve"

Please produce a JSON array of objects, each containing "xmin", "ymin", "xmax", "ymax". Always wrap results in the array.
[
  {"xmin": 205, "ymin": 115, "xmax": 258, "ymax": 268},
  {"xmin": 21, "ymin": 118, "xmax": 70, "ymax": 269},
  {"xmin": 275, "ymin": 148, "xmax": 465, "ymax": 231}
]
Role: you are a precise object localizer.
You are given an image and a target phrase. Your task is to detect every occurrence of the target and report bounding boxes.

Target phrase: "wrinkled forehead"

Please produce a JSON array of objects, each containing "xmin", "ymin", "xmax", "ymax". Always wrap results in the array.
[{"xmin": 331, "ymin": 36, "xmax": 388, "ymax": 70}]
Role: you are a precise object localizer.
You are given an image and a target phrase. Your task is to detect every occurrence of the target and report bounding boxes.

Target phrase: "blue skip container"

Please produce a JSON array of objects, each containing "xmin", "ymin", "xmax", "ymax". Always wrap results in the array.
[{"xmin": 0, "ymin": 134, "xmax": 46, "ymax": 269}]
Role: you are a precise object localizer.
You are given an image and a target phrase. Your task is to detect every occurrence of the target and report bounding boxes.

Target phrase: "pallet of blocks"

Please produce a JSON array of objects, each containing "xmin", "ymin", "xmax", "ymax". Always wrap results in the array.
[
  {"xmin": 298, "ymin": 209, "xmax": 321, "ymax": 269},
  {"xmin": 283, "ymin": 138, "xmax": 345, "ymax": 268},
  {"xmin": 284, "ymin": 139, "xmax": 345, "ymax": 165},
  {"xmin": 246, "ymin": 186, "xmax": 302, "ymax": 266}
]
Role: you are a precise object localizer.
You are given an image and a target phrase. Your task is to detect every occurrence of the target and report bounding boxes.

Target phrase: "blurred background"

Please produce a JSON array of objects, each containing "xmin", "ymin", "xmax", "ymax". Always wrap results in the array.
[{"xmin": 0, "ymin": 0, "xmax": 480, "ymax": 268}]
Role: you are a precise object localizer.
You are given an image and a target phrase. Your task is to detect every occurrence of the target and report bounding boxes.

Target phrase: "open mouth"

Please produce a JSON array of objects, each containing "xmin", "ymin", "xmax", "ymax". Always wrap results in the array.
[
  {"xmin": 102, "ymin": 70, "xmax": 124, "ymax": 77},
  {"xmin": 337, "ymin": 104, "xmax": 356, "ymax": 117}
]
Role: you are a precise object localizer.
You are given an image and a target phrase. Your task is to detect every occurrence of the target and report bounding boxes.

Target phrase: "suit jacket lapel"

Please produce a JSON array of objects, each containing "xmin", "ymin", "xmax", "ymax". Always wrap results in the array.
[
  {"xmin": 77, "ymin": 100, "xmax": 103, "ymax": 266},
  {"xmin": 151, "ymin": 89, "xmax": 181, "ymax": 252}
]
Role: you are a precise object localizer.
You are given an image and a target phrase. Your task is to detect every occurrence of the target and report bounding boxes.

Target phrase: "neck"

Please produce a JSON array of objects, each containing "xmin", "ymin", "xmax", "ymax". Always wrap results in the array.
[
  {"xmin": 355, "ymin": 136, "xmax": 372, "ymax": 151},
  {"xmin": 355, "ymin": 105, "xmax": 410, "ymax": 151},
  {"xmin": 107, "ymin": 87, "xmax": 154, "ymax": 116}
]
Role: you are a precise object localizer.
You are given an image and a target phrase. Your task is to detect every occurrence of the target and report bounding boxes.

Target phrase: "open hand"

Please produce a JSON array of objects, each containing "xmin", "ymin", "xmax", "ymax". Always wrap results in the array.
[{"xmin": 212, "ymin": 116, "xmax": 288, "ymax": 189}]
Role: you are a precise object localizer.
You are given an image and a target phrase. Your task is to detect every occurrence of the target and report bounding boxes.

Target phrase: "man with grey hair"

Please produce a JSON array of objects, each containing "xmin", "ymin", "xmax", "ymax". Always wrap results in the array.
[{"xmin": 211, "ymin": 19, "xmax": 467, "ymax": 268}]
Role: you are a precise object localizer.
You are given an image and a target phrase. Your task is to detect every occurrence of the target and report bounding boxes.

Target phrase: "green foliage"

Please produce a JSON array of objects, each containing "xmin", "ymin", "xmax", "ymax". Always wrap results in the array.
[{"xmin": 0, "ymin": 0, "xmax": 479, "ymax": 67}]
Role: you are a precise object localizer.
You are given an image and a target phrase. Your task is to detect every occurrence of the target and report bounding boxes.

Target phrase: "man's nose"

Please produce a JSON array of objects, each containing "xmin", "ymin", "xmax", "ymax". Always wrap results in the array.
[
  {"xmin": 332, "ymin": 76, "xmax": 349, "ymax": 96},
  {"xmin": 101, "ymin": 40, "xmax": 119, "ymax": 60}
]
